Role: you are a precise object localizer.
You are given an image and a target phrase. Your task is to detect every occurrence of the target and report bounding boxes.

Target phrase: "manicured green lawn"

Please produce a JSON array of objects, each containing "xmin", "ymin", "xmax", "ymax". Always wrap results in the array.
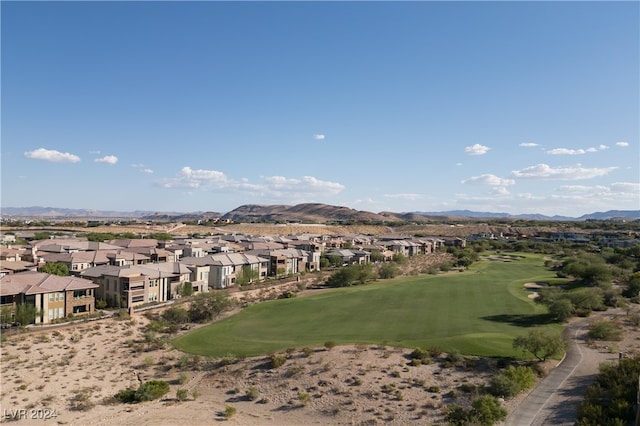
[{"xmin": 172, "ymin": 253, "xmax": 564, "ymax": 358}]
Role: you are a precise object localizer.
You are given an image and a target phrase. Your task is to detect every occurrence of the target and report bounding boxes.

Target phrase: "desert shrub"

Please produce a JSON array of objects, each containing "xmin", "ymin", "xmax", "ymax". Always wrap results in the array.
[
  {"xmin": 136, "ymin": 380, "xmax": 170, "ymax": 402},
  {"xmin": 460, "ymin": 382, "xmax": 477, "ymax": 394},
  {"xmin": 588, "ymin": 320, "xmax": 623, "ymax": 341},
  {"xmin": 246, "ymin": 386, "xmax": 259, "ymax": 401},
  {"xmin": 279, "ymin": 290, "xmax": 297, "ymax": 299},
  {"xmin": 489, "ymin": 366, "xmax": 536, "ymax": 398},
  {"xmin": 269, "ymin": 354, "xmax": 286, "ymax": 368},
  {"xmin": 409, "ymin": 347, "xmax": 431, "ymax": 364},
  {"xmin": 114, "ymin": 388, "xmax": 138, "ymax": 404},
  {"xmin": 324, "ymin": 340, "xmax": 336, "ymax": 350},
  {"xmin": 223, "ymin": 405, "xmax": 236, "ymax": 418},
  {"xmin": 471, "ymin": 395, "xmax": 508, "ymax": 425},
  {"xmin": 162, "ymin": 306, "xmax": 189, "ymax": 324},
  {"xmin": 446, "ymin": 395, "xmax": 507, "ymax": 425},
  {"xmin": 445, "ymin": 404, "xmax": 468, "ymax": 425},
  {"xmin": 176, "ymin": 389, "xmax": 188, "ymax": 401},
  {"xmin": 68, "ymin": 387, "xmax": 96, "ymax": 411},
  {"xmin": 177, "ymin": 372, "xmax": 189, "ymax": 385},
  {"xmin": 298, "ymin": 392, "xmax": 311, "ymax": 406},
  {"xmin": 115, "ymin": 380, "xmax": 170, "ymax": 403},
  {"xmin": 428, "ymin": 346, "xmax": 443, "ymax": 357},
  {"xmin": 577, "ymin": 354, "xmax": 640, "ymax": 425}
]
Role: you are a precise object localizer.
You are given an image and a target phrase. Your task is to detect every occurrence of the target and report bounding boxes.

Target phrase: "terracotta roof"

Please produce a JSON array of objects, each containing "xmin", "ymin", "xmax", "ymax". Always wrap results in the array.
[{"xmin": 0, "ymin": 272, "xmax": 98, "ymax": 296}]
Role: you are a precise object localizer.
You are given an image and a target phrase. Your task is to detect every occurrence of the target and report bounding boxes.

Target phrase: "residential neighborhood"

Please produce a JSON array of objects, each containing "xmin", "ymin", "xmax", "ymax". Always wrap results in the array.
[{"xmin": 0, "ymin": 230, "xmax": 454, "ymax": 323}]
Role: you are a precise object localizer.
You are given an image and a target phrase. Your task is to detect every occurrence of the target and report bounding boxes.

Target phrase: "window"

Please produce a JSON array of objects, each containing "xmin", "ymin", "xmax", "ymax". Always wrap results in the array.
[
  {"xmin": 57, "ymin": 307, "xmax": 63, "ymax": 318},
  {"xmin": 73, "ymin": 305, "xmax": 87, "ymax": 314},
  {"xmin": 49, "ymin": 294, "xmax": 54, "ymax": 302},
  {"xmin": 48, "ymin": 309, "xmax": 54, "ymax": 320}
]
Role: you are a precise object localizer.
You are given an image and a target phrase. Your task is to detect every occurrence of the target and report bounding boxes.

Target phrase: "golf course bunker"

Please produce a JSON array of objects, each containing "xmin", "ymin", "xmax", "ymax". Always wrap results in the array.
[{"xmin": 523, "ymin": 282, "xmax": 549, "ymax": 299}]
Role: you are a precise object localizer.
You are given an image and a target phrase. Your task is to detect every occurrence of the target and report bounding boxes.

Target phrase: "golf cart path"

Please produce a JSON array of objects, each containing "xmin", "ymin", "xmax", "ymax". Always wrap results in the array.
[{"xmin": 503, "ymin": 317, "xmax": 617, "ymax": 426}]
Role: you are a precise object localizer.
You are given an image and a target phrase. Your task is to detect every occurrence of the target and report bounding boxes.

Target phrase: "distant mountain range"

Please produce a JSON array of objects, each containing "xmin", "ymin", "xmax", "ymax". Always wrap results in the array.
[{"xmin": 1, "ymin": 204, "xmax": 639, "ymax": 222}]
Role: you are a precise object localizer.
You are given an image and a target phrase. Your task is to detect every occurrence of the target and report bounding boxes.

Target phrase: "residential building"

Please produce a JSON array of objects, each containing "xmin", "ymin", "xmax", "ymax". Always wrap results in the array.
[{"xmin": 0, "ymin": 272, "xmax": 98, "ymax": 324}]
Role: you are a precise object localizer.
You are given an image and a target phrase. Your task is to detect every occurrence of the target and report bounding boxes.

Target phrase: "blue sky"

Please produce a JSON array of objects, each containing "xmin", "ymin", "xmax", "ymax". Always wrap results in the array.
[{"xmin": 2, "ymin": 1, "xmax": 638, "ymax": 217}]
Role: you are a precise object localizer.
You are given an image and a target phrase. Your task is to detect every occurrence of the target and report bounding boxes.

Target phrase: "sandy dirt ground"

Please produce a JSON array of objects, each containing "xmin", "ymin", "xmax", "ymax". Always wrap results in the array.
[{"xmin": 1, "ymin": 286, "xmax": 639, "ymax": 426}]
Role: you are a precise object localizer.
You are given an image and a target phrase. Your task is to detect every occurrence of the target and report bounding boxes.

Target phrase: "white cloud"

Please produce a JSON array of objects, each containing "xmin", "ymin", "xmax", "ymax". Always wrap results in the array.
[
  {"xmin": 158, "ymin": 167, "xmax": 345, "ymax": 200},
  {"xmin": 616, "ymin": 141, "xmax": 629, "ymax": 147},
  {"xmin": 555, "ymin": 182, "xmax": 640, "ymax": 201},
  {"xmin": 132, "ymin": 163, "xmax": 154, "ymax": 173},
  {"xmin": 547, "ymin": 145, "xmax": 609, "ymax": 155},
  {"xmin": 462, "ymin": 174, "xmax": 515, "ymax": 186},
  {"xmin": 490, "ymin": 187, "xmax": 510, "ymax": 195},
  {"xmin": 456, "ymin": 162, "xmax": 463, "ymax": 166},
  {"xmin": 24, "ymin": 148, "xmax": 81, "ymax": 163},
  {"xmin": 464, "ymin": 144, "xmax": 490, "ymax": 155},
  {"xmin": 510, "ymin": 163, "xmax": 617, "ymax": 180},
  {"xmin": 94, "ymin": 155, "xmax": 118, "ymax": 165},
  {"xmin": 263, "ymin": 175, "xmax": 344, "ymax": 195},
  {"xmin": 313, "ymin": 134, "xmax": 325, "ymax": 140},
  {"xmin": 519, "ymin": 142, "xmax": 539, "ymax": 148},
  {"xmin": 547, "ymin": 148, "xmax": 586, "ymax": 155},
  {"xmin": 160, "ymin": 166, "xmax": 229, "ymax": 188},
  {"xmin": 609, "ymin": 182, "xmax": 640, "ymax": 193}
]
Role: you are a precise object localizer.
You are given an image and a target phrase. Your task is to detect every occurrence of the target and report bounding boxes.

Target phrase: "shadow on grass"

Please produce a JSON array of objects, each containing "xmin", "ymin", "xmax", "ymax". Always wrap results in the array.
[{"xmin": 481, "ymin": 313, "xmax": 557, "ymax": 327}]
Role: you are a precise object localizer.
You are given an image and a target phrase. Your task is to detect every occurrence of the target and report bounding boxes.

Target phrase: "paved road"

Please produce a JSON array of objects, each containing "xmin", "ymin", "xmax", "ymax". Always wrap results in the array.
[{"xmin": 504, "ymin": 321, "xmax": 587, "ymax": 426}]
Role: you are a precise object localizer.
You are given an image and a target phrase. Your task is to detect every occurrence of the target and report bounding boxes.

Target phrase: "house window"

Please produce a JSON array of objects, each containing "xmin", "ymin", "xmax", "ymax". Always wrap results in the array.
[
  {"xmin": 73, "ymin": 305, "xmax": 87, "ymax": 314},
  {"xmin": 49, "ymin": 294, "xmax": 54, "ymax": 302},
  {"xmin": 57, "ymin": 307, "xmax": 63, "ymax": 318}
]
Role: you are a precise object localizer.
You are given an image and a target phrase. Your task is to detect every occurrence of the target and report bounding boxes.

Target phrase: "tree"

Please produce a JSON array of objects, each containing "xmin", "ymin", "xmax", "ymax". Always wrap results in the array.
[
  {"xmin": 369, "ymin": 251, "xmax": 385, "ymax": 262},
  {"xmin": 38, "ymin": 262, "xmax": 69, "ymax": 276},
  {"xmin": 622, "ymin": 272, "xmax": 640, "ymax": 298},
  {"xmin": 236, "ymin": 265, "xmax": 259, "ymax": 286},
  {"xmin": 392, "ymin": 253, "xmax": 408, "ymax": 264},
  {"xmin": 176, "ymin": 282, "xmax": 194, "ymax": 297},
  {"xmin": 14, "ymin": 304, "xmax": 38, "ymax": 326},
  {"xmin": 33, "ymin": 231, "xmax": 52, "ymax": 240},
  {"xmin": 326, "ymin": 264, "xmax": 375, "ymax": 287},
  {"xmin": 188, "ymin": 291, "xmax": 235, "ymax": 323},
  {"xmin": 548, "ymin": 298, "xmax": 574, "ymax": 322},
  {"xmin": 513, "ymin": 329, "xmax": 565, "ymax": 362},
  {"xmin": 378, "ymin": 263, "xmax": 399, "ymax": 279}
]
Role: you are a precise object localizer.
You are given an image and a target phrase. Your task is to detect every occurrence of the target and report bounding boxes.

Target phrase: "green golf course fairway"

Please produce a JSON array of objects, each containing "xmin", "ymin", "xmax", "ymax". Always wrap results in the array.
[{"xmin": 172, "ymin": 253, "xmax": 564, "ymax": 358}]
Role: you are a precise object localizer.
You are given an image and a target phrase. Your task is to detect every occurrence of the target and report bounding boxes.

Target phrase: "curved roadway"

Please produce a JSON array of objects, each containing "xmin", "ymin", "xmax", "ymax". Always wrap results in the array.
[{"xmin": 504, "ymin": 320, "xmax": 588, "ymax": 426}]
